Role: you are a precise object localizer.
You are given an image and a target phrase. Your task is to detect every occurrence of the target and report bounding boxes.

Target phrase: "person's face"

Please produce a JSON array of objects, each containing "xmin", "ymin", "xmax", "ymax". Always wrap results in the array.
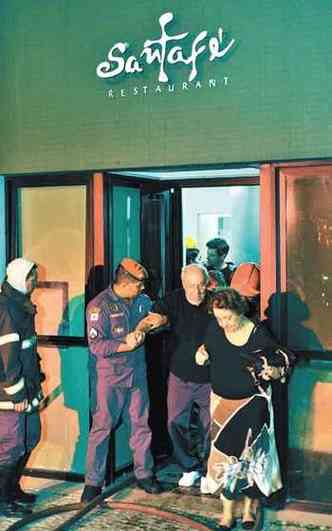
[
  {"xmin": 213, "ymin": 307, "xmax": 243, "ymax": 333},
  {"xmin": 26, "ymin": 268, "xmax": 38, "ymax": 294},
  {"xmin": 182, "ymin": 270, "xmax": 207, "ymax": 305},
  {"xmin": 207, "ymin": 248, "xmax": 224, "ymax": 269},
  {"xmin": 123, "ymin": 279, "xmax": 145, "ymax": 299}
]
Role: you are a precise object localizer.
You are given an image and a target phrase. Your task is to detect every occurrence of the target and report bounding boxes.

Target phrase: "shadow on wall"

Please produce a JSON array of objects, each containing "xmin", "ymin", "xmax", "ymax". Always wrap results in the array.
[
  {"xmin": 58, "ymin": 294, "xmax": 89, "ymax": 474},
  {"xmin": 264, "ymin": 291, "xmax": 332, "ymax": 502}
]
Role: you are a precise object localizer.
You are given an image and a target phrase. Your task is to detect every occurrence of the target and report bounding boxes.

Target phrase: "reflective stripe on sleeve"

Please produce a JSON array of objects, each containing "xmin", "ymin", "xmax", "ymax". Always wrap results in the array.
[
  {"xmin": 3, "ymin": 376, "xmax": 25, "ymax": 395},
  {"xmin": 0, "ymin": 332, "xmax": 20, "ymax": 346}
]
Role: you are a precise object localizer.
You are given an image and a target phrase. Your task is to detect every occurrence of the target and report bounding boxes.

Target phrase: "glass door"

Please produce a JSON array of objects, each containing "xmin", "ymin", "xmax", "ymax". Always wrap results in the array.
[
  {"xmin": 108, "ymin": 182, "xmax": 142, "ymax": 474},
  {"xmin": 278, "ymin": 166, "xmax": 332, "ymax": 504},
  {"xmin": 8, "ymin": 177, "xmax": 91, "ymax": 476}
]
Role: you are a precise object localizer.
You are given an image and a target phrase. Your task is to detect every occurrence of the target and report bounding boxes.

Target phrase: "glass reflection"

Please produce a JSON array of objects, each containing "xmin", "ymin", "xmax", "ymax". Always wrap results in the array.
[{"xmin": 286, "ymin": 174, "xmax": 332, "ymax": 350}]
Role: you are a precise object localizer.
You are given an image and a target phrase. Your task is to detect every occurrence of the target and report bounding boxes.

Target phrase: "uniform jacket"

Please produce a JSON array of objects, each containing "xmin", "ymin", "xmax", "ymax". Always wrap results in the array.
[
  {"xmin": 0, "ymin": 281, "xmax": 43, "ymax": 407},
  {"xmin": 86, "ymin": 286, "xmax": 152, "ymax": 387}
]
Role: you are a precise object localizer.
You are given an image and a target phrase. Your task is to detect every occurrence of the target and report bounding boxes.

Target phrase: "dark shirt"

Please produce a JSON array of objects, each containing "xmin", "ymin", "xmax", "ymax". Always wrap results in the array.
[
  {"xmin": 153, "ymin": 289, "xmax": 211, "ymax": 383},
  {"xmin": 222, "ymin": 263, "xmax": 236, "ymax": 285},
  {"xmin": 206, "ymin": 262, "xmax": 235, "ymax": 285},
  {"xmin": 204, "ymin": 320, "xmax": 277, "ymax": 398}
]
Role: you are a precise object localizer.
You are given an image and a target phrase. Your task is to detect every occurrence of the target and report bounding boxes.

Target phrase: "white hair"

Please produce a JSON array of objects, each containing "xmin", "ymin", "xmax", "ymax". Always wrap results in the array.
[{"xmin": 181, "ymin": 263, "xmax": 209, "ymax": 283}]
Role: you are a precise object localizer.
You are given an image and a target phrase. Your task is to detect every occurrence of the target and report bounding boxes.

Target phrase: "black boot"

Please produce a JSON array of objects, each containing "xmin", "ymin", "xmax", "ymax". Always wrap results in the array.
[
  {"xmin": 10, "ymin": 453, "xmax": 37, "ymax": 504},
  {"xmin": 0, "ymin": 465, "xmax": 33, "ymax": 516},
  {"xmin": 80, "ymin": 485, "xmax": 102, "ymax": 504}
]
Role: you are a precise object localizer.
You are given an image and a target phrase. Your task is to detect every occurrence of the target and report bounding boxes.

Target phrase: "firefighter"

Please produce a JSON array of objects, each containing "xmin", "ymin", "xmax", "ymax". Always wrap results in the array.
[
  {"xmin": 0, "ymin": 258, "xmax": 44, "ymax": 515},
  {"xmin": 81, "ymin": 258, "xmax": 165, "ymax": 503}
]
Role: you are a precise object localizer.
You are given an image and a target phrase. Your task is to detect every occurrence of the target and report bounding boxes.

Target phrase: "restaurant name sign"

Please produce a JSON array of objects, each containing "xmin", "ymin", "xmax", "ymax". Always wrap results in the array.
[{"xmin": 96, "ymin": 11, "xmax": 236, "ymax": 84}]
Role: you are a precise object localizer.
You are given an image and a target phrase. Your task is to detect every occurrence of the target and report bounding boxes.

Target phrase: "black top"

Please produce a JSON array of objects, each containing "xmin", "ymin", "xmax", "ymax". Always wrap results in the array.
[
  {"xmin": 204, "ymin": 319, "xmax": 277, "ymax": 398},
  {"xmin": 153, "ymin": 289, "xmax": 211, "ymax": 383},
  {"xmin": 206, "ymin": 262, "xmax": 235, "ymax": 285}
]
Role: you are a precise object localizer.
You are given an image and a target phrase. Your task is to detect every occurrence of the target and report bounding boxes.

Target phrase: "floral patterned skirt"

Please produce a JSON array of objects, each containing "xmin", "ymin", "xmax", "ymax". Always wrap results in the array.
[{"xmin": 203, "ymin": 389, "xmax": 282, "ymax": 499}]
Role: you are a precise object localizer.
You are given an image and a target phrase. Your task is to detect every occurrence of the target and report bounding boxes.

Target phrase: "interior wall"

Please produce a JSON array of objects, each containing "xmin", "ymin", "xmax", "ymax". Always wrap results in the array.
[
  {"xmin": 1, "ymin": 0, "xmax": 331, "ymax": 173},
  {"xmin": 182, "ymin": 186, "xmax": 260, "ymax": 266}
]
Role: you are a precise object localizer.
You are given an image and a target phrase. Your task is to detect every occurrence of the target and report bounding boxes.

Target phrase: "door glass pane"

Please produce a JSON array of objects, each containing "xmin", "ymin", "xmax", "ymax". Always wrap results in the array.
[
  {"xmin": 110, "ymin": 185, "xmax": 141, "ymax": 471},
  {"xmin": 284, "ymin": 173, "xmax": 332, "ymax": 351},
  {"xmin": 27, "ymin": 345, "xmax": 89, "ymax": 474},
  {"xmin": 182, "ymin": 186, "xmax": 260, "ymax": 267},
  {"xmin": 112, "ymin": 186, "xmax": 141, "ymax": 271},
  {"xmin": 289, "ymin": 360, "xmax": 332, "ymax": 503},
  {"xmin": 17, "ymin": 185, "xmax": 86, "ymax": 337}
]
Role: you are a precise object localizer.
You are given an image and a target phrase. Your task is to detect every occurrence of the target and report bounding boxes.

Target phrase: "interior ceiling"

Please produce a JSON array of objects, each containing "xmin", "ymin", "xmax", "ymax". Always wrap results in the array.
[{"xmin": 111, "ymin": 167, "xmax": 260, "ymax": 180}]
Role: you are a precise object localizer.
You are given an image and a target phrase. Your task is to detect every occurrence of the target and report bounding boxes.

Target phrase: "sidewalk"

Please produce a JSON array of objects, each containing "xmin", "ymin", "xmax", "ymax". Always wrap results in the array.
[{"xmin": 0, "ymin": 465, "xmax": 331, "ymax": 530}]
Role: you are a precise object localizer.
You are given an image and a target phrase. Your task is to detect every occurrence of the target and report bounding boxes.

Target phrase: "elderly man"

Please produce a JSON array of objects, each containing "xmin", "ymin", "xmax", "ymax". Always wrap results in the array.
[
  {"xmin": 0, "ymin": 258, "xmax": 43, "ymax": 515},
  {"xmin": 81, "ymin": 258, "xmax": 164, "ymax": 503},
  {"xmin": 152, "ymin": 264, "xmax": 212, "ymax": 487}
]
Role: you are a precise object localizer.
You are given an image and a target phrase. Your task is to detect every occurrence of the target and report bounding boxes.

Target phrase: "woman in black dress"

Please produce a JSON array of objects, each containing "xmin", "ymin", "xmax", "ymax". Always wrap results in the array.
[{"xmin": 196, "ymin": 289, "xmax": 293, "ymax": 530}]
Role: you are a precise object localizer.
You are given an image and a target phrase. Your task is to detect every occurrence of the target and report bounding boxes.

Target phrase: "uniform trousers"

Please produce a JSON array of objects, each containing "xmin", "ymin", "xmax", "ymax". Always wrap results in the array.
[
  {"xmin": 0, "ymin": 410, "xmax": 41, "ymax": 466},
  {"xmin": 85, "ymin": 367, "xmax": 154, "ymax": 486}
]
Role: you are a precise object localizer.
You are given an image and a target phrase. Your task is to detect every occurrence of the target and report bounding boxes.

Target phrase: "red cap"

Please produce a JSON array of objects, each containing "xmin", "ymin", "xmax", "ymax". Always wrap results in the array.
[
  {"xmin": 230, "ymin": 263, "xmax": 260, "ymax": 297},
  {"xmin": 120, "ymin": 258, "xmax": 148, "ymax": 281}
]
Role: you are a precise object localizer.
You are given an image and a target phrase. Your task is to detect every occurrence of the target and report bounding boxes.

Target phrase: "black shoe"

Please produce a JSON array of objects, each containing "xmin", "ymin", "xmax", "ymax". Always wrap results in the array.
[
  {"xmin": 12, "ymin": 486, "xmax": 37, "ymax": 504},
  {"xmin": 0, "ymin": 500, "xmax": 33, "ymax": 517},
  {"xmin": 80, "ymin": 485, "xmax": 102, "ymax": 503},
  {"xmin": 242, "ymin": 520, "xmax": 255, "ymax": 529},
  {"xmin": 219, "ymin": 519, "xmax": 236, "ymax": 530},
  {"xmin": 136, "ymin": 477, "xmax": 162, "ymax": 494}
]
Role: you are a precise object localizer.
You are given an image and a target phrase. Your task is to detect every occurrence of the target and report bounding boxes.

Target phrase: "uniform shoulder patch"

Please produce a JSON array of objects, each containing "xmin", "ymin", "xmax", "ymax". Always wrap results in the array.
[{"xmin": 89, "ymin": 306, "xmax": 101, "ymax": 321}]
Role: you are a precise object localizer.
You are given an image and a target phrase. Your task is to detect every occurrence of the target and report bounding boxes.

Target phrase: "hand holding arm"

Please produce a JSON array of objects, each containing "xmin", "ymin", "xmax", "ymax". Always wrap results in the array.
[
  {"xmin": 135, "ymin": 312, "xmax": 168, "ymax": 333},
  {"xmin": 125, "ymin": 330, "xmax": 146, "ymax": 350}
]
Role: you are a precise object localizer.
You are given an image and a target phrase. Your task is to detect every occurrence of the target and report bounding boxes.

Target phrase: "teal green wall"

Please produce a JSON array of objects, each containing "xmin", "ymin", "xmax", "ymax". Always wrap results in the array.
[{"xmin": 1, "ymin": 1, "xmax": 331, "ymax": 173}]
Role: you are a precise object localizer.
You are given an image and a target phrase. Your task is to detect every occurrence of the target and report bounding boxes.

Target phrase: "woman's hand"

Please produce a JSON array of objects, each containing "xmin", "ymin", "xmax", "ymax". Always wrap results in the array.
[
  {"xmin": 258, "ymin": 357, "xmax": 284, "ymax": 381},
  {"xmin": 195, "ymin": 344, "xmax": 210, "ymax": 366}
]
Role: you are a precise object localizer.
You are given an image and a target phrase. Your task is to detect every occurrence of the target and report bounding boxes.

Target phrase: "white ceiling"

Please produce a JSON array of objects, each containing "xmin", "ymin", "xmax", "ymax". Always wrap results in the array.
[{"xmin": 111, "ymin": 167, "xmax": 260, "ymax": 180}]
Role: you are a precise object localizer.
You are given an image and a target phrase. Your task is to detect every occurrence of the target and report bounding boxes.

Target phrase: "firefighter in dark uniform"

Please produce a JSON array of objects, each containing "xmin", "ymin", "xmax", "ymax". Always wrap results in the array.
[
  {"xmin": 81, "ymin": 258, "xmax": 165, "ymax": 503},
  {"xmin": 0, "ymin": 258, "xmax": 43, "ymax": 515}
]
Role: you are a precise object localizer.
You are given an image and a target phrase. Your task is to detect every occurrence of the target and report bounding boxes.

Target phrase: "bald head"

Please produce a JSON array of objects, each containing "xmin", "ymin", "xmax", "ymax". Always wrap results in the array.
[{"xmin": 181, "ymin": 264, "xmax": 208, "ymax": 306}]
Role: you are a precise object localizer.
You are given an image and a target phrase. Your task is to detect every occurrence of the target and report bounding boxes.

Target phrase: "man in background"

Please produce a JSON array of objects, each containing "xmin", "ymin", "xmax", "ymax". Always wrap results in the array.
[{"xmin": 205, "ymin": 237, "xmax": 235, "ymax": 286}]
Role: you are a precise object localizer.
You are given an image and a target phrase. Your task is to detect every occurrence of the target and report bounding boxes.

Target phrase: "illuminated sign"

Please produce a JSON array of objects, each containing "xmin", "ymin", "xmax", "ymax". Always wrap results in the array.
[{"xmin": 97, "ymin": 12, "xmax": 236, "ymax": 84}]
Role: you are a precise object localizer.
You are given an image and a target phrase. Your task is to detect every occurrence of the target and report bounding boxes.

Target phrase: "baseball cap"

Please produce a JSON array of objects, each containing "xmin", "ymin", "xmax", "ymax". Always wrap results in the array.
[
  {"xmin": 230, "ymin": 262, "xmax": 260, "ymax": 297},
  {"xmin": 120, "ymin": 257, "xmax": 148, "ymax": 281}
]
